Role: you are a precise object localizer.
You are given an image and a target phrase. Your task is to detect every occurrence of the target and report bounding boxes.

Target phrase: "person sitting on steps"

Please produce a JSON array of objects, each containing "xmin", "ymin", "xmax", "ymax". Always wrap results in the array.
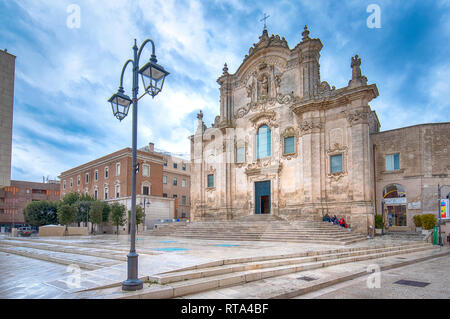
[
  {"xmin": 331, "ymin": 215, "xmax": 339, "ymax": 225},
  {"xmin": 323, "ymin": 213, "xmax": 331, "ymax": 222},
  {"xmin": 339, "ymin": 217, "xmax": 347, "ymax": 229}
]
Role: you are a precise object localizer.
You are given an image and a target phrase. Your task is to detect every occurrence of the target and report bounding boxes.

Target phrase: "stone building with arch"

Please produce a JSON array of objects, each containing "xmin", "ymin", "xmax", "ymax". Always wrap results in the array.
[{"xmin": 190, "ymin": 27, "xmax": 450, "ymax": 235}]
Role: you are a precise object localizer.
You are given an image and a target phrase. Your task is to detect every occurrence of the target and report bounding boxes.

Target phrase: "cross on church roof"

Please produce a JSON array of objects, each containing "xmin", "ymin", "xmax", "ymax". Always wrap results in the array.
[{"xmin": 260, "ymin": 13, "xmax": 270, "ymax": 31}]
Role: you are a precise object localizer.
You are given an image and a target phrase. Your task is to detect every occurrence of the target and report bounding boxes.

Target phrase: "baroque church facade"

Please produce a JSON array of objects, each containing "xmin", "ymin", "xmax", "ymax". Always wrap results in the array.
[{"xmin": 190, "ymin": 26, "xmax": 450, "ymax": 235}]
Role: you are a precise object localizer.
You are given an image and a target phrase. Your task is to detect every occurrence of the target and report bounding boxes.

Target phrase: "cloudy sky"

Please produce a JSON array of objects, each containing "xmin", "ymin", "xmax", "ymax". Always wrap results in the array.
[{"xmin": 1, "ymin": 0, "xmax": 449, "ymax": 182}]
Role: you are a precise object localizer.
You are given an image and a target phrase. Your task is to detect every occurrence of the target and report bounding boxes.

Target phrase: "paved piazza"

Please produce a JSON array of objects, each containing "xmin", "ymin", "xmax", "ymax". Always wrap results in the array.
[{"xmin": 0, "ymin": 234, "xmax": 448, "ymax": 299}]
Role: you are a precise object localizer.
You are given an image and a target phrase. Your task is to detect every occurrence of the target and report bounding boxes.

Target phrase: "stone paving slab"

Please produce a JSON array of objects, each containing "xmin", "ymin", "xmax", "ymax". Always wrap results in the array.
[
  {"xmin": 296, "ymin": 254, "xmax": 450, "ymax": 299},
  {"xmin": 179, "ymin": 247, "xmax": 448, "ymax": 299}
]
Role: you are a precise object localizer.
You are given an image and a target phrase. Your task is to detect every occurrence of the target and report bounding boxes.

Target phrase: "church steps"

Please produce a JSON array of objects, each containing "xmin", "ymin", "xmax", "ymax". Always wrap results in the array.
[
  {"xmin": 146, "ymin": 219, "xmax": 367, "ymax": 244},
  {"xmin": 157, "ymin": 232, "xmax": 364, "ymax": 240},
  {"xmin": 150, "ymin": 243, "xmax": 430, "ymax": 284},
  {"xmin": 127, "ymin": 243, "xmax": 436, "ymax": 298}
]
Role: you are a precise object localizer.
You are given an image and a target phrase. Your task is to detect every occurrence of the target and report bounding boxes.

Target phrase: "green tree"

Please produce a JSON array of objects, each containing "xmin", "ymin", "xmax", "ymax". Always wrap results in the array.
[
  {"xmin": 128, "ymin": 206, "xmax": 145, "ymax": 233},
  {"xmin": 75, "ymin": 200, "xmax": 92, "ymax": 226},
  {"xmin": 57, "ymin": 204, "xmax": 77, "ymax": 233},
  {"xmin": 102, "ymin": 202, "xmax": 111, "ymax": 223},
  {"xmin": 89, "ymin": 201, "xmax": 104, "ymax": 235},
  {"xmin": 61, "ymin": 192, "xmax": 81, "ymax": 206},
  {"xmin": 24, "ymin": 200, "xmax": 59, "ymax": 227},
  {"xmin": 110, "ymin": 203, "xmax": 126, "ymax": 235}
]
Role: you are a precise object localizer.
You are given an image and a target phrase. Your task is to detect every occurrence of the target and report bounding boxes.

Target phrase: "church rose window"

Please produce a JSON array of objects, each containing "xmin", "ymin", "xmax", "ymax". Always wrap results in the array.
[
  {"xmin": 284, "ymin": 136, "xmax": 295, "ymax": 155},
  {"xmin": 257, "ymin": 125, "xmax": 271, "ymax": 159},
  {"xmin": 330, "ymin": 154, "xmax": 343, "ymax": 173}
]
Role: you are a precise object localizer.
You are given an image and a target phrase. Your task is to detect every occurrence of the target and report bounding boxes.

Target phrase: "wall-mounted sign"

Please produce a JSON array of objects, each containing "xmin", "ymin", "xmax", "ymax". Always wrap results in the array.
[
  {"xmin": 384, "ymin": 197, "xmax": 407, "ymax": 205},
  {"xmin": 440, "ymin": 199, "xmax": 450, "ymax": 219},
  {"xmin": 408, "ymin": 201, "xmax": 421, "ymax": 210}
]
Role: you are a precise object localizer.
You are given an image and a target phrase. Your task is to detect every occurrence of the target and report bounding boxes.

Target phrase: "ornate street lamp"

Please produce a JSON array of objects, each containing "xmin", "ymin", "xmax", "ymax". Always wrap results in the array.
[{"xmin": 109, "ymin": 38, "xmax": 169, "ymax": 291}]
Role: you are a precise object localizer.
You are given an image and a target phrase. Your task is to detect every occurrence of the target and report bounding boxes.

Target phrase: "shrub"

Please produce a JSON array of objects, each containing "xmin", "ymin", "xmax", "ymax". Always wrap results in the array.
[
  {"xmin": 375, "ymin": 214, "xmax": 383, "ymax": 229},
  {"xmin": 413, "ymin": 215, "xmax": 422, "ymax": 228},
  {"xmin": 421, "ymin": 214, "xmax": 437, "ymax": 230}
]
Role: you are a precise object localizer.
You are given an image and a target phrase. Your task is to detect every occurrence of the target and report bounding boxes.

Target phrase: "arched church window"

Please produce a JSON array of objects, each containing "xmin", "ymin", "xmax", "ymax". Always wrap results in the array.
[{"xmin": 257, "ymin": 125, "xmax": 271, "ymax": 159}]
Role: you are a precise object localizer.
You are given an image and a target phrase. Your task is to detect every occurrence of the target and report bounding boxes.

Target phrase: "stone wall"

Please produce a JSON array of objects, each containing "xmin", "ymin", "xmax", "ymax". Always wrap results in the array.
[{"xmin": 371, "ymin": 123, "xmax": 450, "ymax": 231}]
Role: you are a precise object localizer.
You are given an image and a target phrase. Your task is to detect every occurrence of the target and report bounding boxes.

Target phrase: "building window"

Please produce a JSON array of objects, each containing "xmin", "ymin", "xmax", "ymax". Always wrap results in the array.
[
  {"xmin": 116, "ymin": 163, "xmax": 121, "ymax": 176},
  {"xmin": 63, "ymin": 181, "xmax": 66, "ymax": 190},
  {"xmin": 143, "ymin": 186, "xmax": 150, "ymax": 196},
  {"xmin": 182, "ymin": 179, "xmax": 186, "ymax": 188},
  {"xmin": 94, "ymin": 189, "xmax": 98, "ymax": 200},
  {"xmin": 85, "ymin": 173, "xmax": 89, "ymax": 184},
  {"xmin": 104, "ymin": 187, "xmax": 108, "ymax": 200},
  {"xmin": 94, "ymin": 170, "xmax": 98, "ymax": 181},
  {"xmin": 163, "ymin": 193, "xmax": 168, "ymax": 198},
  {"xmin": 182, "ymin": 164, "xmax": 186, "ymax": 171},
  {"xmin": 173, "ymin": 163, "xmax": 178, "ymax": 169},
  {"xmin": 330, "ymin": 154, "xmax": 343, "ymax": 173},
  {"xmin": 142, "ymin": 164, "xmax": 150, "ymax": 177},
  {"xmin": 257, "ymin": 125, "xmax": 271, "ymax": 159},
  {"xmin": 386, "ymin": 153, "xmax": 400, "ymax": 171},
  {"xmin": 70, "ymin": 178, "xmax": 73, "ymax": 188},
  {"xmin": 207, "ymin": 174, "xmax": 214, "ymax": 188},
  {"xmin": 173, "ymin": 178, "xmax": 178, "ymax": 186},
  {"xmin": 182, "ymin": 196, "xmax": 187, "ymax": 205},
  {"xmin": 284, "ymin": 136, "xmax": 295, "ymax": 155},
  {"xmin": 164, "ymin": 160, "xmax": 168, "ymax": 167},
  {"xmin": 237, "ymin": 146, "xmax": 245, "ymax": 163},
  {"xmin": 115, "ymin": 185, "xmax": 120, "ymax": 198},
  {"xmin": 105, "ymin": 167, "xmax": 109, "ymax": 179},
  {"xmin": 173, "ymin": 194, "xmax": 178, "ymax": 199},
  {"xmin": 77, "ymin": 176, "xmax": 81, "ymax": 186},
  {"xmin": 163, "ymin": 176, "xmax": 167, "ymax": 184}
]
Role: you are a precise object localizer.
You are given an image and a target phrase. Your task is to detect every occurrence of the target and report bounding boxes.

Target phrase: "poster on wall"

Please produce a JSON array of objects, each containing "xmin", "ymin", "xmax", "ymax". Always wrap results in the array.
[{"xmin": 440, "ymin": 199, "xmax": 450, "ymax": 219}]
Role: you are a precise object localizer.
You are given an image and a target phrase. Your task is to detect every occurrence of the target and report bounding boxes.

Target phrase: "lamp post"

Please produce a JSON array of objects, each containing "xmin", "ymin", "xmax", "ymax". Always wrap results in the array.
[
  {"xmin": 437, "ymin": 184, "xmax": 450, "ymax": 247},
  {"xmin": 108, "ymin": 38, "xmax": 169, "ymax": 291},
  {"xmin": 139, "ymin": 198, "xmax": 150, "ymax": 231}
]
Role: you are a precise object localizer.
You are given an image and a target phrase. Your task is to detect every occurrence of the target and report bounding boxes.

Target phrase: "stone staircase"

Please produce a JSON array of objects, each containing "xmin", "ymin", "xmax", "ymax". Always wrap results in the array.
[
  {"xmin": 94, "ymin": 242, "xmax": 438, "ymax": 299},
  {"xmin": 145, "ymin": 215, "xmax": 368, "ymax": 245},
  {"xmin": 384, "ymin": 231, "xmax": 427, "ymax": 241}
]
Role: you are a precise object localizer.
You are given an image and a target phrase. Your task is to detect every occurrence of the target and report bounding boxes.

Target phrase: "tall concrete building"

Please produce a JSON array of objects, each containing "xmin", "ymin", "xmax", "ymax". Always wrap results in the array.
[
  {"xmin": 190, "ymin": 27, "xmax": 450, "ymax": 235},
  {"xmin": 0, "ymin": 180, "xmax": 61, "ymax": 230},
  {"xmin": 0, "ymin": 49, "xmax": 15, "ymax": 188}
]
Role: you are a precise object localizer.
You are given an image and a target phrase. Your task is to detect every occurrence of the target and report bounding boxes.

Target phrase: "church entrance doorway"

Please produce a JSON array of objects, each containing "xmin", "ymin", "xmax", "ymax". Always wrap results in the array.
[{"xmin": 255, "ymin": 181, "xmax": 271, "ymax": 214}]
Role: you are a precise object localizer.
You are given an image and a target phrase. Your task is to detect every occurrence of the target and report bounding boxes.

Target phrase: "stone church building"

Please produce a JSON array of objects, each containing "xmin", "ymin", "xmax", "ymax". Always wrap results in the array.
[{"xmin": 190, "ymin": 27, "xmax": 450, "ymax": 235}]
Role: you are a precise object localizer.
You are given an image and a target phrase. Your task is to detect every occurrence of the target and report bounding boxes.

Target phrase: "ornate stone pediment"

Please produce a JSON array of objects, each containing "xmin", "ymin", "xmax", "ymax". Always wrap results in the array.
[
  {"xmin": 244, "ymin": 30, "xmax": 289, "ymax": 63},
  {"xmin": 326, "ymin": 143, "xmax": 348, "ymax": 154},
  {"xmin": 234, "ymin": 92, "xmax": 300, "ymax": 119},
  {"xmin": 245, "ymin": 160, "xmax": 282, "ymax": 176},
  {"xmin": 249, "ymin": 110, "xmax": 278, "ymax": 129}
]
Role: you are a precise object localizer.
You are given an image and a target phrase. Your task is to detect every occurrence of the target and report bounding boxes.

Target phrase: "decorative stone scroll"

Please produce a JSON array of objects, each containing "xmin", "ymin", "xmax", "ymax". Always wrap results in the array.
[
  {"xmin": 300, "ymin": 120, "xmax": 322, "ymax": 135},
  {"xmin": 343, "ymin": 110, "xmax": 369, "ymax": 126}
]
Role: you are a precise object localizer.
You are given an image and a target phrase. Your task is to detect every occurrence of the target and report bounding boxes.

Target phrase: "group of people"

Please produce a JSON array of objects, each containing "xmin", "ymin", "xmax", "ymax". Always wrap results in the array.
[{"xmin": 322, "ymin": 214, "xmax": 348, "ymax": 229}]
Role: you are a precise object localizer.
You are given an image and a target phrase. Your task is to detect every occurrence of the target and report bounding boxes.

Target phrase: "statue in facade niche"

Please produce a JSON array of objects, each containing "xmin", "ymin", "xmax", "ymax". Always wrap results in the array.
[{"xmin": 259, "ymin": 74, "xmax": 269, "ymax": 98}]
